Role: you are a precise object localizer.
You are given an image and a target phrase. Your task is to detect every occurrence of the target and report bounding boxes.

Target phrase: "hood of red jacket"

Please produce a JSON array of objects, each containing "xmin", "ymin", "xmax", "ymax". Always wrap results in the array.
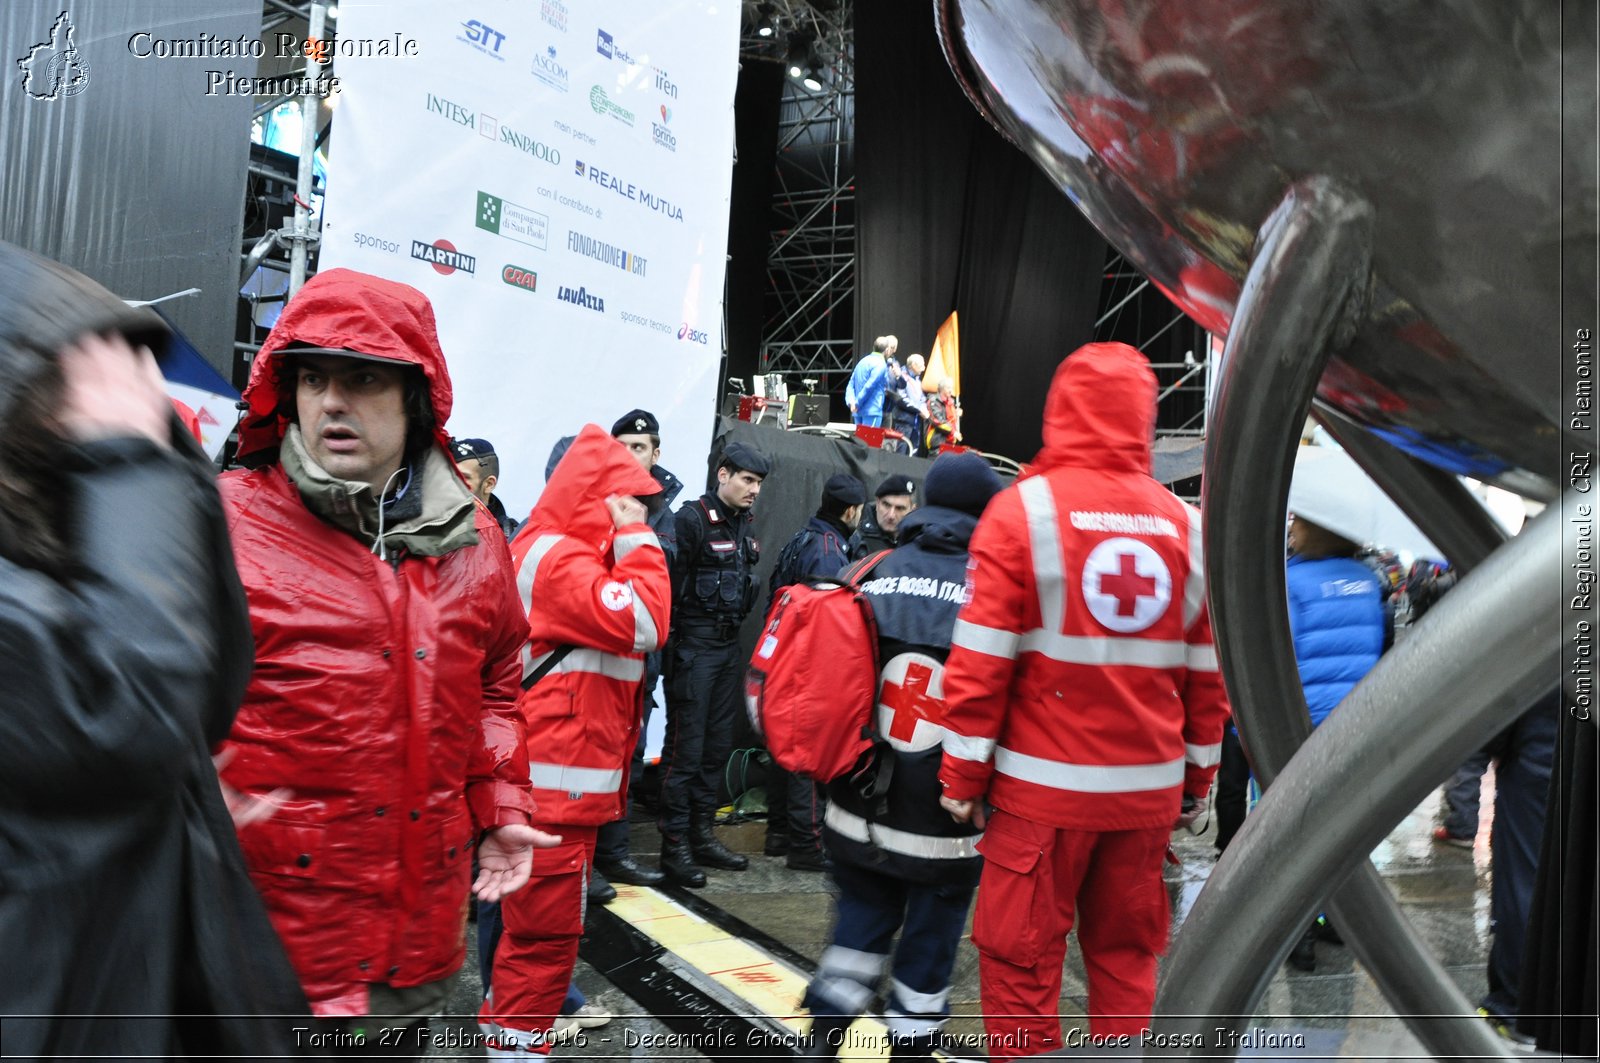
[
  {"xmin": 1035, "ymin": 342, "xmax": 1156, "ymax": 475},
  {"xmin": 524, "ymin": 424, "xmax": 663, "ymax": 545},
  {"xmin": 236, "ymin": 268, "xmax": 453, "ymax": 461}
]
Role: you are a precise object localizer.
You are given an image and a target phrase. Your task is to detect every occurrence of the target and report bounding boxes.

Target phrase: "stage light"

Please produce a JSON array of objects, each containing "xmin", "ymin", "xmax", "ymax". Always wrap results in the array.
[
  {"xmin": 802, "ymin": 65, "xmax": 823, "ymax": 92},
  {"xmin": 754, "ymin": 2, "xmax": 776, "ymax": 37},
  {"xmin": 789, "ymin": 61, "xmax": 804, "ymax": 78}
]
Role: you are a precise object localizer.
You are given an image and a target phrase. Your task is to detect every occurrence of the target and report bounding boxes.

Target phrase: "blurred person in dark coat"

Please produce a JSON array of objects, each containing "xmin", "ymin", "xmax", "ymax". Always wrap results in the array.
[{"xmin": 0, "ymin": 241, "xmax": 306, "ymax": 1057}]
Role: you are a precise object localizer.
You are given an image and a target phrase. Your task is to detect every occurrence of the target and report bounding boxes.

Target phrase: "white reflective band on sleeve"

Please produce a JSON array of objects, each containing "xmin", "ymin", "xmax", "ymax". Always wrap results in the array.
[
  {"xmin": 889, "ymin": 977, "xmax": 951, "ymax": 1015},
  {"xmin": 994, "ymin": 747, "xmax": 1185, "ymax": 793},
  {"xmin": 1183, "ymin": 505, "xmax": 1206, "ymax": 630},
  {"xmin": 824, "ymin": 804, "xmax": 982, "ymax": 861},
  {"xmin": 1186, "ymin": 643, "xmax": 1220, "ymax": 672},
  {"xmin": 951, "ymin": 618, "xmax": 1021, "ymax": 659},
  {"xmin": 1017, "ymin": 476, "xmax": 1066, "ymax": 633},
  {"xmin": 1018, "ymin": 630, "xmax": 1188, "ymax": 668},
  {"xmin": 523, "ymin": 646, "xmax": 644, "ymax": 684},
  {"xmin": 942, "ymin": 731, "xmax": 997, "ymax": 762},
  {"xmin": 1185, "ymin": 742, "xmax": 1223, "ymax": 768},
  {"xmin": 631, "ymin": 581, "xmax": 660, "ymax": 652},
  {"xmin": 612, "ymin": 529, "xmax": 662, "ymax": 562},
  {"xmin": 529, "ymin": 761, "xmax": 624, "ymax": 794},
  {"xmin": 515, "ymin": 533, "xmax": 564, "ymax": 615}
]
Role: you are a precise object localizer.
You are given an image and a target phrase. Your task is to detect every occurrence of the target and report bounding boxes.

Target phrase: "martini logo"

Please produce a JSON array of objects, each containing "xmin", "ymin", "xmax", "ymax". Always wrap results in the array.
[
  {"xmin": 678, "ymin": 323, "xmax": 708, "ymax": 345},
  {"xmin": 500, "ymin": 265, "xmax": 538, "ymax": 292},
  {"xmin": 556, "ymin": 285, "xmax": 604, "ymax": 312},
  {"xmin": 411, "ymin": 238, "xmax": 476, "ymax": 276},
  {"xmin": 530, "ymin": 44, "xmax": 568, "ymax": 91},
  {"xmin": 477, "ymin": 191, "xmax": 548, "ymax": 250},
  {"xmin": 588, "ymin": 84, "xmax": 634, "ymax": 126},
  {"xmin": 17, "ymin": 11, "xmax": 90, "ymax": 100},
  {"xmin": 1081, "ymin": 537, "xmax": 1172, "ymax": 633}
]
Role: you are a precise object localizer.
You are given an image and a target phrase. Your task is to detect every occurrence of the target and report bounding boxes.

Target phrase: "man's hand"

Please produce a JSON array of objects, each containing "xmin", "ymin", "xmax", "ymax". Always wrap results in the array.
[
  {"xmin": 1176, "ymin": 794, "xmax": 1208, "ymax": 834},
  {"xmin": 939, "ymin": 795, "xmax": 987, "ymax": 829},
  {"xmin": 605, "ymin": 494, "xmax": 648, "ymax": 529},
  {"xmin": 473, "ymin": 824, "xmax": 562, "ymax": 902},
  {"xmin": 212, "ymin": 748, "xmax": 290, "ymax": 828},
  {"xmin": 58, "ymin": 332, "xmax": 171, "ymax": 446}
]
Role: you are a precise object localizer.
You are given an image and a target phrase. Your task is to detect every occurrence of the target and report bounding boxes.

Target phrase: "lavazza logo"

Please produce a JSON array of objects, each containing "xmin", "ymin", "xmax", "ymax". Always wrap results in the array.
[
  {"xmin": 556, "ymin": 284, "xmax": 605, "ymax": 313},
  {"xmin": 411, "ymin": 238, "xmax": 476, "ymax": 277},
  {"xmin": 530, "ymin": 44, "xmax": 568, "ymax": 91}
]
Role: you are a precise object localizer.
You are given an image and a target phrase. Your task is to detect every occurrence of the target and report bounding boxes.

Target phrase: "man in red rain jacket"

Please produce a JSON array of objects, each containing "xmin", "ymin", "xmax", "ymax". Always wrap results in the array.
[
  {"xmin": 479, "ymin": 424, "xmax": 671, "ymax": 1056},
  {"xmin": 937, "ymin": 342, "xmax": 1230, "ymax": 1056},
  {"xmin": 218, "ymin": 269, "xmax": 548, "ymax": 1049}
]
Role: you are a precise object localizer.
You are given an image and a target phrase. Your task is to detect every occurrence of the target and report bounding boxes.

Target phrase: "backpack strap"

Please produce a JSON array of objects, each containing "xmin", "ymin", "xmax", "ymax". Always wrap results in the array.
[
  {"xmin": 838, "ymin": 548, "xmax": 891, "ymax": 586},
  {"xmin": 520, "ymin": 644, "xmax": 575, "ymax": 690}
]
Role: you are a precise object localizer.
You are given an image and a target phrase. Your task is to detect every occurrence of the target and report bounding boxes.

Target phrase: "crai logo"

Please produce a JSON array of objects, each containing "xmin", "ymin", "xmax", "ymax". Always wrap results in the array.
[
  {"xmin": 17, "ymin": 11, "xmax": 90, "ymax": 100},
  {"xmin": 477, "ymin": 191, "xmax": 549, "ymax": 251},
  {"xmin": 501, "ymin": 264, "xmax": 538, "ymax": 292}
]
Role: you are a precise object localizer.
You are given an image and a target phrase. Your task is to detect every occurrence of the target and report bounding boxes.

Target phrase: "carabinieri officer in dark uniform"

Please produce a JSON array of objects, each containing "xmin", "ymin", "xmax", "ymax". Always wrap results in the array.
[{"xmin": 657, "ymin": 442, "xmax": 769, "ymax": 886}]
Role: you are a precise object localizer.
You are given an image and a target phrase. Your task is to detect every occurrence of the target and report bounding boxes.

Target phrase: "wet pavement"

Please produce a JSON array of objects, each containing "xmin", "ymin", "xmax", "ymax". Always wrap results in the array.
[{"xmin": 431, "ymin": 780, "xmax": 1500, "ymax": 1060}]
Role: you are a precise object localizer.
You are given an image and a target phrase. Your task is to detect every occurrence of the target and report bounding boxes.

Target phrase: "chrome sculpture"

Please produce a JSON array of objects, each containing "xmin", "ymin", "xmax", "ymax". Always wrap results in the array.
[{"xmin": 934, "ymin": 1, "xmax": 1595, "ymax": 1057}]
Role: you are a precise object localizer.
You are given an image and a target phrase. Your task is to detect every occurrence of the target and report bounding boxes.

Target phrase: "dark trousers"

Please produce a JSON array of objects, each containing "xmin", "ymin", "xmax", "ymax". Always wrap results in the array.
[
  {"xmin": 765, "ymin": 764, "xmax": 825, "ymax": 851},
  {"xmin": 1214, "ymin": 724, "xmax": 1250, "ymax": 852},
  {"xmin": 1440, "ymin": 747, "xmax": 1493, "ymax": 838},
  {"xmin": 1481, "ymin": 692, "xmax": 1559, "ymax": 1020},
  {"xmin": 802, "ymin": 859, "xmax": 976, "ymax": 1041},
  {"xmin": 657, "ymin": 636, "xmax": 742, "ymax": 835}
]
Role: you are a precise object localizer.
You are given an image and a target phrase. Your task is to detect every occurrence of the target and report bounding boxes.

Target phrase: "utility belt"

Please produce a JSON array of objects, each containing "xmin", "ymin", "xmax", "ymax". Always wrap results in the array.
[{"xmin": 674, "ymin": 616, "xmax": 743, "ymax": 643}]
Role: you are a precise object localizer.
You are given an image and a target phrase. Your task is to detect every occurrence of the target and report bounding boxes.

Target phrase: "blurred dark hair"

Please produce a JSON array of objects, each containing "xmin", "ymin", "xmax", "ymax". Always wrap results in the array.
[{"xmin": 0, "ymin": 356, "xmax": 77, "ymax": 581}]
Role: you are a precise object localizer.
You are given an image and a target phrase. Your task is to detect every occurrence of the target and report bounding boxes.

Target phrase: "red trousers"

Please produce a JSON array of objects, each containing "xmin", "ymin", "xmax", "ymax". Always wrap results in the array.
[
  {"xmin": 478, "ymin": 825, "xmax": 597, "ymax": 1057},
  {"xmin": 971, "ymin": 809, "xmax": 1170, "ymax": 1058}
]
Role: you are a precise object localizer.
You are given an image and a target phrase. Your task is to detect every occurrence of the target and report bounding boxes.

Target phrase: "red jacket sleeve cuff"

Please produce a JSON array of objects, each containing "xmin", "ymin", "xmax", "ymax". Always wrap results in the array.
[
  {"xmin": 468, "ymin": 780, "xmax": 536, "ymax": 833},
  {"xmin": 939, "ymin": 755, "xmax": 992, "ymax": 802}
]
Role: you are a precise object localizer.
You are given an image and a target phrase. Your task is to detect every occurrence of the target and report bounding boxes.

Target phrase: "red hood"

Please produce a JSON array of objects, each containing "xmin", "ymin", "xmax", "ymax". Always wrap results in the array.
[
  {"xmin": 1034, "ymin": 342, "xmax": 1155, "ymax": 475},
  {"xmin": 525, "ymin": 424, "xmax": 663, "ymax": 544},
  {"xmin": 236, "ymin": 268, "xmax": 454, "ymax": 461}
]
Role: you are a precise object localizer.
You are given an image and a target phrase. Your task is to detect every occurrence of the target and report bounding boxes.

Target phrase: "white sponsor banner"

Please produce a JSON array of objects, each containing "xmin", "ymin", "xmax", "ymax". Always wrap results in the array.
[{"xmin": 320, "ymin": 1, "xmax": 737, "ymax": 516}]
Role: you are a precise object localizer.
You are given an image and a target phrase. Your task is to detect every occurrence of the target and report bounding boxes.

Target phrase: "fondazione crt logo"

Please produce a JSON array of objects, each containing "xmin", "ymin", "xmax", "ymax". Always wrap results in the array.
[{"xmin": 17, "ymin": 11, "xmax": 91, "ymax": 100}]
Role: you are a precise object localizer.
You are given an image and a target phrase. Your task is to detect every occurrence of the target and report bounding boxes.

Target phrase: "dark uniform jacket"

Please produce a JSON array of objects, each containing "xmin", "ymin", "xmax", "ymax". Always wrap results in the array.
[
  {"xmin": 671, "ymin": 490, "xmax": 760, "ymax": 641},
  {"xmin": 848, "ymin": 511, "xmax": 896, "ymax": 560},
  {"xmin": 823, "ymin": 505, "xmax": 984, "ymax": 885}
]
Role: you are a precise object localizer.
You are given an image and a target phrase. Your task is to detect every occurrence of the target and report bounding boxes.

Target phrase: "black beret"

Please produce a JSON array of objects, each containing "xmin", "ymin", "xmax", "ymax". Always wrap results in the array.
[
  {"xmin": 611, "ymin": 409, "xmax": 659, "ymax": 437},
  {"xmin": 823, "ymin": 473, "xmax": 867, "ymax": 506},
  {"xmin": 450, "ymin": 437, "xmax": 496, "ymax": 462},
  {"xmin": 721, "ymin": 441, "xmax": 770, "ymax": 476},
  {"xmin": 875, "ymin": 475, "xmax": 917, "ymax": 499},
  {"xmin": 924, "ymin": 451, "xmax": 1003, "ymax": 517}
]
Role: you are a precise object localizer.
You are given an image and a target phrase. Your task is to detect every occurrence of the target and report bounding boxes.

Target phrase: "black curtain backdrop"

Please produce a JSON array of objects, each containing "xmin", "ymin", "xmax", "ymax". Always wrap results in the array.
[
  {"xmin": 854, "ymin": 3, "xmax": 1107, "ymax": 463},
  {"xmin": 725, "ymin": 61, "xmax": 787, "ymax": 389}
]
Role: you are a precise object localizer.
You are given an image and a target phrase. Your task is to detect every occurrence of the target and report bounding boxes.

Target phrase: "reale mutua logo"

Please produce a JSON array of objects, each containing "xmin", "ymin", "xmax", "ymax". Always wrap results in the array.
[
  {"xmin": 411, "ymin": 238, "xmax": 477, "ymax": 276},
  {"xmin": 17, "ymin": 11, "xmax": 90, "ymax": 100}
]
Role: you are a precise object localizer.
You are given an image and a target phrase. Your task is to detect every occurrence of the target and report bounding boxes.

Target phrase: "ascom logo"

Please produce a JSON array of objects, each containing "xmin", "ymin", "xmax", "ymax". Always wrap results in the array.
[
  {"xmin": 530, "ymin": 45, "xmax": 568, "ymax": 92},
  {"xmin": 411, "ymin": 238, "xmax": 476, "ymax": 276},
  {"xmin": 457, "ymin": 19, "xmax": 506, "ymax": 60},
  {"xmin": 678, "ymin": 323, "xmax": 709, "ymax": 345},
  {"xmin": 501, "ymin": 265, "xmax": 538, "ymax": 292}
]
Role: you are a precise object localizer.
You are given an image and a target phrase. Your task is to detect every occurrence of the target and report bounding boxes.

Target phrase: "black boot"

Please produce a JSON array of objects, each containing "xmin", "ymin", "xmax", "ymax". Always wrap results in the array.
[
  {"xmin": 689, "ymin": 814, "xmax": 749, "ymax": 870},
  {"xmin": 595, "ymin": 853, "xmax": 666, "ymax": 887},
  {"xmin": 800, "ymin": 1014, "xmax": 852, "ymax": 1058},
  {"xmin": 660, "ymin": 835, "xmax": 706, "ymax": 888}
]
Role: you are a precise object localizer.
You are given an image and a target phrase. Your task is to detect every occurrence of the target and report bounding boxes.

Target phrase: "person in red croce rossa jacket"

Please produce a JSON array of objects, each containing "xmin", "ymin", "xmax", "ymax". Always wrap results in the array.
[
  {"xmin": 937, "ymin": 342, "xmax": 1231, "ymax": 1057},
  {"xmin": 479, "ymin": 424, "xmax": 671, "ymax": 1057}
]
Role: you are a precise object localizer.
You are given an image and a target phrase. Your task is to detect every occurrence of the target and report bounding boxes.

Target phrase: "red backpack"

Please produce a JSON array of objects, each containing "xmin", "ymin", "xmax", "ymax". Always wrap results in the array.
[{"xmin": 745, "ymin": 553, "xmax": 889, "ymax": 782}]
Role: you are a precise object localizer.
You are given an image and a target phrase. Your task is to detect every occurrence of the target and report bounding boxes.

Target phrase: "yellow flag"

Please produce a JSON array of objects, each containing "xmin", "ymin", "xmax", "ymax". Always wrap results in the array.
[{"xmin": 923, "ymin": 311, "xmax": 960, "ymax": 396}]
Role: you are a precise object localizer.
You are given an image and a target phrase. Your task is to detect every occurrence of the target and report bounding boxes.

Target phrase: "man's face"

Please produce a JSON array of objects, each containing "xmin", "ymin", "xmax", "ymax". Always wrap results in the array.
[
  {"xmin": 455, "ymin": 460, "xmax": 495, "ymax": 503},
  {"xmin": 907, "ymin": 356, "xmax": 925, "ymax": 376},
  {"xmin": 885, "ymin": 340, "xmax": 898, "ymax": 358},
  {"xmin": 843, "ymin": 503, "xmax": 863, "ymax": 530},
  {"xmin": 295, "ymin": 354, "xmax": 410, "ymax": 492},
  {"xmin": 876, "ymin": 493, "xmax": 914, "ymax": 534},
  {"xmin": 616, "ymin": 432, "xmax": 659, "ymax": 472},
  {"xmin": 716, "ymin": 467, "xmax": 763, "ymax": 510}
]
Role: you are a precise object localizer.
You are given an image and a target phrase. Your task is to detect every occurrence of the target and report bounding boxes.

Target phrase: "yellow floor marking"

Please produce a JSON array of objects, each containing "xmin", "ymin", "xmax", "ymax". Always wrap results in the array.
[{"xmin": 605, "ymin": 885, "xmax": 894, "ymax": 1059}]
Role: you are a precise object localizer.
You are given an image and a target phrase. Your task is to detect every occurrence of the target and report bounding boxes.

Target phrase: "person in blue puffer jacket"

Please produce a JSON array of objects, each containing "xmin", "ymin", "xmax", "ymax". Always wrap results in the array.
[
  {"xmin": 1282, "ymin": 514, "xmax": 1385, "ymax": 971},
  {"xmin": 1286, "ymin": 515, "xmax": 1385, "ymax": 728}
]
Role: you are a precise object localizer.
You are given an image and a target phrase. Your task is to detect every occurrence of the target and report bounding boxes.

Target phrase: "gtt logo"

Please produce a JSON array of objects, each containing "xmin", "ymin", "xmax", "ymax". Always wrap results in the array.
[{"xmin": 462, "ymin": 20, "xmax": 505, "ymax": 53}]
